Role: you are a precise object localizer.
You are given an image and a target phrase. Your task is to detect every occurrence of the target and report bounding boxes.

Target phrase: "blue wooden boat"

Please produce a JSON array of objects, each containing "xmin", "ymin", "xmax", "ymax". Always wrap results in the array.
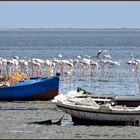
[{"xmin": 0, "ymin": 74, "xmax": 60, "ymax": 101}]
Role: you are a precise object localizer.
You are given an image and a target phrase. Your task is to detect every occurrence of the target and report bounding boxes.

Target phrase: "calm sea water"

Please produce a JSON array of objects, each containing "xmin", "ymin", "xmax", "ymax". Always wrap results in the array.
[{"xmin": 0, "ymin": 29, "xmax": 140, "ymax": 95}]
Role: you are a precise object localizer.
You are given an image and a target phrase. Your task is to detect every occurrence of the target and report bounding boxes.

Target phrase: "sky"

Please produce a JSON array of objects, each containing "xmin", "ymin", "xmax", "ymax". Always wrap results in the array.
[{"xmin": 0, "ymin": 1, "xmax": 140, "ymax": 28}]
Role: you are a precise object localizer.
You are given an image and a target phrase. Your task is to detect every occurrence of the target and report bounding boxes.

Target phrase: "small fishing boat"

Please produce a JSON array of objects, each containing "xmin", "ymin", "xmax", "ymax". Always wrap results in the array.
[
  {"xmin": 0, "ymin": 73, "xmax": 60, "ymax": 101},
  {"xmin": 52, "ymin": 87, "xmax": 140, "ymax": 126}
]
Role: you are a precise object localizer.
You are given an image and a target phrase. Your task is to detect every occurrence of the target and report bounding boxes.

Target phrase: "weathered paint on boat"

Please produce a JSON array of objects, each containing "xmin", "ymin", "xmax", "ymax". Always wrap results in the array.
[
  {"xmin": 53, "ymin": 90, "xmax": 140, "ymax": 125},
  {"xmin": 0, "ymin": 75, "xmax": 59, "ymax": 101},
  {"xmin": 56, "ymin": 103, "xmax": 140, "ymax": 125}
]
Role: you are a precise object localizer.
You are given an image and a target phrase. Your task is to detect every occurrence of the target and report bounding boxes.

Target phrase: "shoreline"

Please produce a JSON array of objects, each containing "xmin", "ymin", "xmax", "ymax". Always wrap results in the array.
[{"xmin": 0, "ymin": 100, "xmax": 140, "ymax": 139}]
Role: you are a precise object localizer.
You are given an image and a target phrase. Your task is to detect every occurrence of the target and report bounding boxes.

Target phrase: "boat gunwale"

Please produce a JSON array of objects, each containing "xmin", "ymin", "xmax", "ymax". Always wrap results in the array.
[
  {"xmin": 0, "ymin": 76, "xmax": 58, "ymax": 89},
  {"xmin": 56, "ymin": 102, "xmax": 140, "ymax": 115}
]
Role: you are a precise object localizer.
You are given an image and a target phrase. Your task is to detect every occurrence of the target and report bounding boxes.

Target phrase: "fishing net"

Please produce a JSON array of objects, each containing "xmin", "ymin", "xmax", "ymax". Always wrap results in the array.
[{"xmin": 0, "ymin": 71, "xmax": 28, "ymax": 86}]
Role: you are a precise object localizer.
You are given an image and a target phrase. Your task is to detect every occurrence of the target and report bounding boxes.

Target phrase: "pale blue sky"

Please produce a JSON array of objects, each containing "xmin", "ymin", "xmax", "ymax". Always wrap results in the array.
[{"xmin": 0, "ymin": 1, "xmax": 140, "ymax": 28}]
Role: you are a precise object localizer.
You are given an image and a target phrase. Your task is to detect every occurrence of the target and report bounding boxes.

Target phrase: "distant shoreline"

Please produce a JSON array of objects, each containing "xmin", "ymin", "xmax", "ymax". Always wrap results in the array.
[{"xmin": 1, "ymin": 28, "xmax": 140, "ymax": 31}]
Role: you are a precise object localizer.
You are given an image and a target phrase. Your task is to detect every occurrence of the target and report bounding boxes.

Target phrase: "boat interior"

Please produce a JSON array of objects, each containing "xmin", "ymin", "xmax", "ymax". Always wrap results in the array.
[{"xmin": 76, "ymin": 87, "xmax": 140, "ymax": 107}]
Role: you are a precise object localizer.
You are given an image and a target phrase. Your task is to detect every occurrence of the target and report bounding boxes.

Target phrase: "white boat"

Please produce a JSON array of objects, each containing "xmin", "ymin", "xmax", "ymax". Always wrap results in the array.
[{"xmin": 52, "ymin": 89, "xmax": 140, "ymax": 126}]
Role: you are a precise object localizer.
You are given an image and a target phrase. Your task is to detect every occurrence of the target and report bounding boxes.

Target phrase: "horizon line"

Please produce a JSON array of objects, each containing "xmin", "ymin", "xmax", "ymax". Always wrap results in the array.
[{"xmin": 1, "ymin": 27, "xmax": 140, "ymax": 31}]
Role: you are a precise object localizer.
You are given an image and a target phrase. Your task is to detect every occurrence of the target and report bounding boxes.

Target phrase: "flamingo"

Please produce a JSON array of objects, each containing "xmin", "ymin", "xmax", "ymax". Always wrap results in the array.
[
  {"xmin": 18, "ymin": 59, "xmax": 28, "ymax": 74},
  {"xmin": 90, "ymin": 60, "xmax": 98, "ymax": 75},
  {"xmin": 77, "ymin": 55, "xmax": 81, "ymax": 59},
  {"xmin": 96, "ymin": 49, "xmax": 102, "ymax": 59},
  {"xmin": 125, "ymin": 54, "xmax": 139, "ymax": 75},
  {"xmin": 57, "ymin": 54, "xmax": 62, "ymax": 59},
  {"xmin": 79, "ymin": 58, "xmax": 91, "ymax": 76}
]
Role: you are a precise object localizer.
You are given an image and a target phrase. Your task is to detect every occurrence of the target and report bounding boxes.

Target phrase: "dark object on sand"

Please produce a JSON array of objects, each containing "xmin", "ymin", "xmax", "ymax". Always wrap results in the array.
[
  {"xmin": 0, "ymin": 106, "xmax": 39, "ymax": 110},
  {"xmin": 0, "ymin": 73, "xmax": 60, "ymax": 101},
  {"xmin": 30, "ymin": 114, "xmax": 65, "ymax": 125}
]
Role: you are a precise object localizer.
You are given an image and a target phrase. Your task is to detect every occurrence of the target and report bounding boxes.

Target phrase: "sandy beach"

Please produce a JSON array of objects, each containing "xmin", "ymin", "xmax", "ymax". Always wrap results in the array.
[{"xmin": 0, "ymin": 100, "xmax": 140, "ymax": 139}]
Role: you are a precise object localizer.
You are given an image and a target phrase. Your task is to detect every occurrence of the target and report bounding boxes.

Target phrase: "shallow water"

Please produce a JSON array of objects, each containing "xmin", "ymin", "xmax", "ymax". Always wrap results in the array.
[
  {"xmin": 1, "ymin": 29, "xmax": 140, "ymax": 95},
  {"xmin": 0, "ymin": 29, "xmax": 140, "ymax": 60},
  {"xmin": 60, "ymin": 73, "xmax": 139, "ymax": 96}
]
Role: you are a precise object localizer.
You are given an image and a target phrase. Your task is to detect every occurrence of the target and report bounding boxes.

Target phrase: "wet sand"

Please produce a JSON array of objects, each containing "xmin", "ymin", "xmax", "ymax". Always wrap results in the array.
[{"xmin": 0, "ymin": 100, "xmax": 140, "ymax": 139}]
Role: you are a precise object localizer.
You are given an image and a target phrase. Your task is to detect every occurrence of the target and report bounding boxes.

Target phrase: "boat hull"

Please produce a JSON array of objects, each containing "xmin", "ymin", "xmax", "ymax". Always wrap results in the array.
[
  {"xmin": 0, "ymin": 76, "xmax": 59, "ymax": 101},
  {"xmin": 57, "ymin": 104, "xmax": 140, "ymax": 125}
]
